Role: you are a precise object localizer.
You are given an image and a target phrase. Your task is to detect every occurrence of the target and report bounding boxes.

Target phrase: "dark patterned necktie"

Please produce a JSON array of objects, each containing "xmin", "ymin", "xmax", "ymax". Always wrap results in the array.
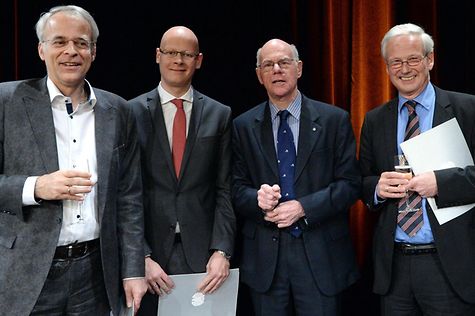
[
  {"xmin": 171, "ymin": 99, "xmax": 186, "ymax": 178},
  {"xmin": 277, "ymin": 110, "xmax": 301, "ymax": 237},
  {"xmin": 397, "ymin": 100, "xmax": 423, "ymax": 237}
]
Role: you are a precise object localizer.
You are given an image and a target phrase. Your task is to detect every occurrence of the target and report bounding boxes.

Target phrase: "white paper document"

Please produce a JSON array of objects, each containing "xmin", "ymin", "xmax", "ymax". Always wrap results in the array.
[
  {"xmin": 157, "ymin": 268, "xmax": 239, "ymax": 316},
  {"xmin": 118, "ymin": 299, "xmax": 134, "ymax": 316},
  {"xmin": 400, "ymin": 118, "xmax": 475, "ymax": 224}
]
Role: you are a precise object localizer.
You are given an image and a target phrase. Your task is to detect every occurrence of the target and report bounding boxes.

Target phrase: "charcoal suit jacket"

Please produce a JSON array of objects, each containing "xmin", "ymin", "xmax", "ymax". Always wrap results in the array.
[
  {"xmin": 0, "ymin": 77, "xmax": 145, "ymax": 316},
  {"xmin": 360, "ymin": 86, "xmax": 475, "ymax": 303}
]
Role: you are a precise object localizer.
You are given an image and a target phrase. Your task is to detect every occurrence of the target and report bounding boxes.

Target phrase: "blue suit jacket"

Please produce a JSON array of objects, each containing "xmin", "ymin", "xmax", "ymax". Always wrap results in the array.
[{"xmin": 232, "ymin": 94, "xmax": 360, "ymax": 295}]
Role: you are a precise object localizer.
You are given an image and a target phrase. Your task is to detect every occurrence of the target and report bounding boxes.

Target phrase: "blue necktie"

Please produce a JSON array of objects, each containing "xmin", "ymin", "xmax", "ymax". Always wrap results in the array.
[{"xmin": 277, "ymin": 110, "xmax": 301, "ymax": 237}]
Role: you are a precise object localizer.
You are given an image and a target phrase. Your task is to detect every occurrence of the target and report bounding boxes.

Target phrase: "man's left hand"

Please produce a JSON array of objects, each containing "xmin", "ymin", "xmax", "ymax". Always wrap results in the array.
[
  {"xmin": 197, "ymin": 251, "xmax": 230, "ymax": 294},
  {"xmin": 123, "ymin": 278, "xmax": 148, "ymax": 315},
  {"xmin": 409, "ymin": 171, "xmax": 438, "ymax": 198},
  {"xmin": 265, "ymin": 200, "xmax": 305, "ymax": 228}
]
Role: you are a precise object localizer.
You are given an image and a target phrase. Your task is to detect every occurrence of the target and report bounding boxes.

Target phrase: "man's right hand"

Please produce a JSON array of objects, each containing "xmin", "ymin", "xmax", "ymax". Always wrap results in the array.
[
  {"xmin": 376, "ymin": 171, "xmax": 409, "ymax": 200},
  {"xmin": 34, "ymin": 170, "xmax": 94, "ymax": 201},
  {"xmin": 145, "ymin": 257, "xmax": 175, "ymax": 296},
  {"xmin": 257, "ymin": 184, "xmax": 281, "ymax": 212}
]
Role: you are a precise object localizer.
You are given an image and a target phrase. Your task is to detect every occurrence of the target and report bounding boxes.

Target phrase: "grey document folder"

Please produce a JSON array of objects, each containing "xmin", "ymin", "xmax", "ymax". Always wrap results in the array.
[{"xmin": 157, "ymin": 268, "xmax": 239, "ymax": 316}]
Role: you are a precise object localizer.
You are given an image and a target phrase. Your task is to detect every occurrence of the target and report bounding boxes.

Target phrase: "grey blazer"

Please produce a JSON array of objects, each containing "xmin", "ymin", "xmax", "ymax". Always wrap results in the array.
[
  {"xmin": 130, "ymin": 88, "xmax": 235, "ymax": 272},
  {"xmin": 0, "ymin": 78, "xmax": 145, "ymax": 316}
]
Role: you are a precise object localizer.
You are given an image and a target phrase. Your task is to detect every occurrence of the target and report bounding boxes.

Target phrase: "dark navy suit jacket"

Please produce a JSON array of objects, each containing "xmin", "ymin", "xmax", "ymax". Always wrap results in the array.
[{"xmin": 232, "ymin": 94, "xmax": 361, "ymax": 295}]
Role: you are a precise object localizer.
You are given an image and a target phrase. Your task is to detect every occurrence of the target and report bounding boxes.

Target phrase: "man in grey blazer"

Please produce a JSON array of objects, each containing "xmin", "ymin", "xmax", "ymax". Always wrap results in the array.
[
  {"xmin": 129, "ymin": 26, "xmax": 236, "ymax": 316},
  {"xmin": 0, "ymin": 5, "xmax": 146, "ymax": 315},
  {"xmin": 233, "ymin": 39, "xmax": 360, "ymax": 315},
  {"xmin": 360, "ymin": 23, "xmax": 475, "ymax": 315}
]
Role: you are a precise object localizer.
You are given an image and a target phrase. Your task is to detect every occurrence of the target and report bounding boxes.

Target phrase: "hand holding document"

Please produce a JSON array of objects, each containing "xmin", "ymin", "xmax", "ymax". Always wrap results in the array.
[
  {"xmin": 119, "ymin": 299, "xmax": 134, "ymax": 316},
  {"xmin": 400, "ymin": 118, "xmax": 475, "ymax": 224},
  {"xmin": 157, "ymin": 268, "xmax": 239, "ymax": 316}
]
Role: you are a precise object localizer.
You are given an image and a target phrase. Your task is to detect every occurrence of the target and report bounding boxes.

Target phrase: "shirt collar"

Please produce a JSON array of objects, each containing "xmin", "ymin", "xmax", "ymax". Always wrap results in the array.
[
  {"xmin": 398, "ymin": 82, "xmax": 434, "ymax": 113},
  {"xmin": 46, "ymin": 77, "xmax": 97, "ymax": 108},
  {"xmin": 269, "ymin": 91, "xmax": 302, "ymax": 121},
  {"xmin": 157, "ymin": 82, "xmax": 194, "ymax": 105}
]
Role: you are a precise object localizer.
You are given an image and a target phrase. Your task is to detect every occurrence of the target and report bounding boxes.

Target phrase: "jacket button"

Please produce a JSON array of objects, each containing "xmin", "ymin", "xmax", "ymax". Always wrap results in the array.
[
  {"xmin": 57, "ymin": 218, "xmax": 62, "ymax": 224},
  {"xmin": 272, "ymin": 236, "xmax": 278, "ymax": 242}
]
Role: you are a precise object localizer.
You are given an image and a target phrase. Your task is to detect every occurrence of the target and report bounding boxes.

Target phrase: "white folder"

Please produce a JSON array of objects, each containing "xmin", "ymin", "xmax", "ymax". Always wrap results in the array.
[
  {"xmin": 401, "ymin": 118, "xmax": 475, "ymax": 224},
  {"xmin": 157, "ymin": 268, "xmax": 239, "ymax": 316}
]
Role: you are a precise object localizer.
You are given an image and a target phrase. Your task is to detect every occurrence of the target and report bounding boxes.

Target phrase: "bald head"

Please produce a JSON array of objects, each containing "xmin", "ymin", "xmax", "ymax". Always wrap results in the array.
[
  {"xmin": 256, "ymin": 39, "xmax": 299, "ymax": 67},
  {"xmin": 160, "ymin": 26, "xmax": 199, "ymax": 53}
]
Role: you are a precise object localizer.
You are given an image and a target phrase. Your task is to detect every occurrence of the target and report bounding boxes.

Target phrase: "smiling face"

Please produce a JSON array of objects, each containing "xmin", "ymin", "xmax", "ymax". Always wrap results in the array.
[
  {"xmin": 385, "ymin": 34, "xmax": 434, "ymax": 99},
  {"xmin": 156, "ymin": 26, "xmax": 203, "ymax": 97},
  {"xmin": 256, "ymin": 39, "xmax": 302, "ymax": 109},
  {"xmin": 38, "ymin": 12, "xmax": 95, "ymax": 95}
]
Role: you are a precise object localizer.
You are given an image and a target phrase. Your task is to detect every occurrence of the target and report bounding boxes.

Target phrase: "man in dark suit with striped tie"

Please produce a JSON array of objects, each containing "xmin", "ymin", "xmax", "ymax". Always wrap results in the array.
[{"xmin": 359, "ymin": 23, "xmax": 475, "ymax": 315}]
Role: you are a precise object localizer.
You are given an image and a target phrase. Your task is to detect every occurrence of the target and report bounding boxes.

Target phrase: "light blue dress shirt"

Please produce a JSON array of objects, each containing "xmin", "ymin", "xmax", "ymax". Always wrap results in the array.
[{"xmin": 395, "ymin": 82, "xmax": 436, "ymax": 243}]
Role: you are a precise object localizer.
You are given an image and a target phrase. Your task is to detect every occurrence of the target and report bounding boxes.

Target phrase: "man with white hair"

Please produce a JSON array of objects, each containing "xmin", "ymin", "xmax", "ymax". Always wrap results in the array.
[{"xmin": 360, "ymin": 23, "xmax": 475, "ymax": 315}]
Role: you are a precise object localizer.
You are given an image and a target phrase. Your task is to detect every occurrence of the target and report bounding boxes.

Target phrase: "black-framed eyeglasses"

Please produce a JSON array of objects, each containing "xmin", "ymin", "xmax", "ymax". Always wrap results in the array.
[
  {"xmin": 258, "ymin": 58, "xmax": 296, "ymax": 72},
  {"xmin": 159, "ymin": 48, "xmax": 199, "ymax": 59},
  {"xmin": 387, "ymin": 55, "xmax": 427, "ymax": 70},
  {"xmin": 42, "ymin": 38, "xmax": 94, "ymax": 50}
]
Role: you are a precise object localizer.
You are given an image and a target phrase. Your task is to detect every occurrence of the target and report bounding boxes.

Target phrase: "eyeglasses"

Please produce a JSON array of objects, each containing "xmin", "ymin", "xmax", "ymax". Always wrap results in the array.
[
  {"xmin": 159, "ymin": 48, "xmax": 199, "ymax": 59},
  {"xmin": 258, "ymin": 58, "xmax": 296, "ymax": 72},
  {"xmin": 387, "ymin": 55, "xmax": 426, "ymax": 70},
  {"xmin": 42, "ymin": 38, "xmax": 94, "ymax": 50}
]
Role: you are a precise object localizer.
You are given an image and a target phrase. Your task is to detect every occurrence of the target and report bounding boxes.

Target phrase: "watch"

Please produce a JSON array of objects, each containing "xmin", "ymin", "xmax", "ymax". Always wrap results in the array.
[{"xmin": 216, "ymin": 250, "xmax": 231, "ymax": 260}]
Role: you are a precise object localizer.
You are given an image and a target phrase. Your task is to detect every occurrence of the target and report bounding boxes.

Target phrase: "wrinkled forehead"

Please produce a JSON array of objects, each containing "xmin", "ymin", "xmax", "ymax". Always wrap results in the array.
[
  {"xmin": 260, "ymin": 44, "xmax": 293, "ymax": 62},
  {"xmin": 43, "ymin": 12, "xmax": 92, "ymax": 39}
]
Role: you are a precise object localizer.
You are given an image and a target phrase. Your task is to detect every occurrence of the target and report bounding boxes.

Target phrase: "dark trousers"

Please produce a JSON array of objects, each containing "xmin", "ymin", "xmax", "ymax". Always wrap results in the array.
[
  {"xmin": 250, "ymin": 231, "xmax": 340, "ymax": 316},
  {"xmin": 381, "ymin": 250, "xmax": 475, "ymax": 316},
  {"xmin": 137, "ymin": 238, "xmax": 193, "ymax": 316},
  {"xmin": 30, "ymin": 249, "xmax": 109, "ymax": 316}
]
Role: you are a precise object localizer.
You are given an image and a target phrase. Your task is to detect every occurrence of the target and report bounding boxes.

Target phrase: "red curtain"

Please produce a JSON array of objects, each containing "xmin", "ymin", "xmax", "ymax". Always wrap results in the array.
[{"xmin": 290, "ymin": 0, "xmax": 438, "ymax": 267}]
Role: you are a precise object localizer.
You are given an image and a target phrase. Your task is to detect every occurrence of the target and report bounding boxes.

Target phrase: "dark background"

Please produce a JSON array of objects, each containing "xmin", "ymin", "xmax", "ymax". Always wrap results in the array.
[
  {"xmin": 2, "ymin": 1, "xmax": 475, "ymax": 116},
  {"xmin": 2, "ymin": 1, "xmax": 475, "ymax": 315}
]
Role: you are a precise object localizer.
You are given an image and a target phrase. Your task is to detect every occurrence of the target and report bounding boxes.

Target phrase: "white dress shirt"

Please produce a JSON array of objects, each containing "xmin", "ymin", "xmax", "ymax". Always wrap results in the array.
[{"xmin": 22, "ymin": 77, "xmax": 99, "ymax": 245}]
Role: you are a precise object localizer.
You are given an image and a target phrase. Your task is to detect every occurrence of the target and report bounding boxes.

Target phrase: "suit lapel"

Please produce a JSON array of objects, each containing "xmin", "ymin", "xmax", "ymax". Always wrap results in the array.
[
  {"xmin": 94, "ymin": 98, "xmax": 115, "ymax": 222},
  {"xmin": 179, "ymin": 91, "xmax": 203, "ymax": 181},
  {"xmin": 22, "ymin": 79, "xmax": 59, "ymax": 173},
  {"xmin": 432, "ymin": 87, "xmax": 453, "ymax": 127},
  {"xmin": 383, "ymin": 99, "xmax": 399, "ymax": 169},
  {"xmin": 148, "ymin": 91, "xmax": 176, "ymax": 181},
  {"xmin": 252, "ymin": 103, "xmax": 279, "ymax": 178},
  {"xmin": 294, "ymin": 98, "xmax": 319, "ymax": 182}
]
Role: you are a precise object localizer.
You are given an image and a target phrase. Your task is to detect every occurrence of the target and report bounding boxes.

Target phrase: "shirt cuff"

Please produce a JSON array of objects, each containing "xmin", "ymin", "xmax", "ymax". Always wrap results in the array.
[
  {"xmin": 123, "ymin": 277, "xmax": 145, "ymax": 281},
  {"xmin": 22, "ymin": 176, "xmax": 40, "ymax": 206},
  {"xmin": 374, "ymin": 185, "xmax": 386, "ymax": 204}
]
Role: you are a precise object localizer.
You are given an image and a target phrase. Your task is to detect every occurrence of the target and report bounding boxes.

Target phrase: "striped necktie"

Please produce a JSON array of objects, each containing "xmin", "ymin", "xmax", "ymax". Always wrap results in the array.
[{"xmin": 397, "ymin": 100, "xmax": 423, "ymax": 237}]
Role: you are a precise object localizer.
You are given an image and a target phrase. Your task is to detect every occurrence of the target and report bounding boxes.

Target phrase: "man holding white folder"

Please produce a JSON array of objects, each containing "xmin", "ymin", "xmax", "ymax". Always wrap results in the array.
[{"xmin": 359, "ymin": 23, "xmax": 475, "ymax": 315}]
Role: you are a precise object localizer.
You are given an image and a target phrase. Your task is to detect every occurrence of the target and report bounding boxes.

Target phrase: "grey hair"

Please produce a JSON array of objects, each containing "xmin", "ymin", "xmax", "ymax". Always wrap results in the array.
[
  {"xmin": 35, "ymin": 5, "xmax": 99, "ymax": 42},
  {"xmin": 256, "ymin": 43, "xmax": 300, "ymax": 67},
  {"xmin": 381, "ymin": 23, "xmax": 433, "ymax": 60}
]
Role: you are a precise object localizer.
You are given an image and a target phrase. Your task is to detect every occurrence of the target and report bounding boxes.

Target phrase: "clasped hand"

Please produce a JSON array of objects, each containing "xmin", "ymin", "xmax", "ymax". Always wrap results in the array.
[{"xmin": 257, "ymin": 184, "xmax": 304, "ymax": 227}]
